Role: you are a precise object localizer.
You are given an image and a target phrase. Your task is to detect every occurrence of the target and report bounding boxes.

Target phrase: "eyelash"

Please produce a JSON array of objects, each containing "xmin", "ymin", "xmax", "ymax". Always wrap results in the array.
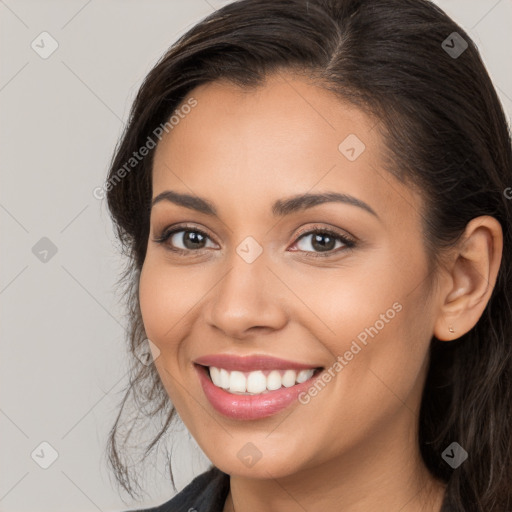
[{"xmin": 152, "ymin": 223, "xmax": 356, "ymax": 258}]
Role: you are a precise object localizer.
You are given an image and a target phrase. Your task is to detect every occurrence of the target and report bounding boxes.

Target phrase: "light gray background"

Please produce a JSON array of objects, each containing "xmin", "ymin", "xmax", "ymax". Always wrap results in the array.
[{"xmin": 1, "ymin": 1, "xmax": 511, "ymax": 511}]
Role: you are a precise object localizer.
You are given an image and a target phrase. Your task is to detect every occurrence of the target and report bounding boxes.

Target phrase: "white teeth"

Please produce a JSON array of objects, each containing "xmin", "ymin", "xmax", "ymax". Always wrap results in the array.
[
  {"xmin": 296, "ymin": 369, "xmax": 314, "ymax": 383},
  {"xmin": 229, "ymin": 371, "xmax": 246, "ymax": 392},
  {"xmin": 219, "ymin": 368, "xmax": 230, "ymax": 389},
  {"xmin": 282, "ymin": 369, "xmax": 296, "ymax": 387},
  {"xmin": 267, "ymin": 370, "xmax": 282, "ymax": 390},
  {"xmin": 207, "ymin": 366, "xmax": 316, "ymax": 395},
  {"xmin": 247, "ymin": 370, "xmax": 267, "ymax": 394},
  {"xmin": 210, "ymin": 367, "xmax": 222, "ymax": 388},
  {"xmin": 209, "ymin": 366, "xmax": 220, "ymax": 384}
]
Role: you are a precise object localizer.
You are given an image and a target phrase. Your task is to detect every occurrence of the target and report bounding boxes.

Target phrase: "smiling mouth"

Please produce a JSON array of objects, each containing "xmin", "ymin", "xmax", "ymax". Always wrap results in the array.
[{"xmin": 196, "ymin": 364, "xmax": 324, "ymax": 395}]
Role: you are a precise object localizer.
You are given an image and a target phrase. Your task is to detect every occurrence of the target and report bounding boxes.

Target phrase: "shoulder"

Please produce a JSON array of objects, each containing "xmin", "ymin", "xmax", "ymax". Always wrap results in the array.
[{"xmin": 124, "ymin": 465, "xmax": 230, "ymax": 512}]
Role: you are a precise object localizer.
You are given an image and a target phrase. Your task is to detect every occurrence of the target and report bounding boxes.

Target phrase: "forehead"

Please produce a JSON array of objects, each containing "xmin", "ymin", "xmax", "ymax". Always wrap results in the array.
[{"xmin": 151, "ymin": 73, "xmax": 423, "ymax": 226}]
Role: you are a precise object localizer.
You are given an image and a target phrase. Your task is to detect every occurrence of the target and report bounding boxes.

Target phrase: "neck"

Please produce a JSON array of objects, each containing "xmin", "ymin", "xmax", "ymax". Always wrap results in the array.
[{"xmin": 223, "ymin": 408, "xmax": 447, "ymax": 512}]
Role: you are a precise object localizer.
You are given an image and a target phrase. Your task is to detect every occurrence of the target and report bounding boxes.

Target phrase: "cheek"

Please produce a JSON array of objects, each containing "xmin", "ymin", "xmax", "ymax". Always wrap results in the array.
[
  {"xmin": 138, "ymin": 259, "xmax": 199, "ymax": 404},
  {"xmin": 286, "ymin": 257, "xmax": 403, "ymax": 345},
  {"xmin": 138, "ymin": 258, "xmax": 196, "ymax": 348},
  {"xmin": 297, "ymin": 257, "xmax": 432, "ymax": 399},
  {"xmin": 295, "ymin": 288, "xmax": 431, "ymax": 461}
]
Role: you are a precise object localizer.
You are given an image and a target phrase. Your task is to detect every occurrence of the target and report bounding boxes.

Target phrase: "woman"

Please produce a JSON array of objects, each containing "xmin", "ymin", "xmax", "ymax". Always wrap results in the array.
[{"xmin": 104, "ymin": 0, "xmax": 512, "ymax": 510}]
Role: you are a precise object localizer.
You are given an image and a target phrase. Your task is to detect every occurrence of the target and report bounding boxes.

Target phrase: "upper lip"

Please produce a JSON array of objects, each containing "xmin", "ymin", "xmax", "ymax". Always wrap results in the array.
[{"xmin": 194, "ymin": 354, "xmax": 323, "ymax": 372}]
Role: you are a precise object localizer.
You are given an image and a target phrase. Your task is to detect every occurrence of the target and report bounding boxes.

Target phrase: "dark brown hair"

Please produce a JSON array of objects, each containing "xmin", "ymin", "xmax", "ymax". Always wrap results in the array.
[{"xmin": 104, "ymin": 0, "xmax": 512, "ymax": 509}]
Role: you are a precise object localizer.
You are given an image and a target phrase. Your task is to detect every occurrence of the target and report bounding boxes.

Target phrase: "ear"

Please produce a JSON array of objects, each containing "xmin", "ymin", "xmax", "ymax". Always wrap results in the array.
[{"xmin": 433, "ymin": 216, "xmax": 503, "ymax": 341}]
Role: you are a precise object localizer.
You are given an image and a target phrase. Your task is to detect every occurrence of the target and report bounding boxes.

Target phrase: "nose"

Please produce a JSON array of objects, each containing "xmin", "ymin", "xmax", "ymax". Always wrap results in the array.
[{"xmin": 202, "ymin": 248, "xmax": 288, "ymax": 340}]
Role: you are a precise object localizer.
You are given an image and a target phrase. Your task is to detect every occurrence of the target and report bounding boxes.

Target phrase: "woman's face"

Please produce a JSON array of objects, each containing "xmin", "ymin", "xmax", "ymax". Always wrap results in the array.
[{"xmin": 139, "ymin": 72, "xmax": 440, "ymax": 479}]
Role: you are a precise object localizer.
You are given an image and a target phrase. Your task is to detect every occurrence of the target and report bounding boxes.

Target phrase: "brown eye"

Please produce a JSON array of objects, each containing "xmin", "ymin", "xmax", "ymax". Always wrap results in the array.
[
  {"xmin": 153, "ymin": 226, "xmax": 218, "ymax": 253},
  {"xmin": 172, "ymin": 230, "xmax": 208, "ymax": 250},
  {"xmin": 290, "ymin": 228, "xmax": 356, "ymax": 257}
]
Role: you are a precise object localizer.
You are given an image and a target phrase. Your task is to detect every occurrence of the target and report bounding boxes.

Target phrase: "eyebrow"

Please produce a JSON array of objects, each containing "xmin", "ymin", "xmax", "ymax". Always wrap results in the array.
[{"xmin": 151, "ymin": 190, "xmax": 379, "ymax": 219}]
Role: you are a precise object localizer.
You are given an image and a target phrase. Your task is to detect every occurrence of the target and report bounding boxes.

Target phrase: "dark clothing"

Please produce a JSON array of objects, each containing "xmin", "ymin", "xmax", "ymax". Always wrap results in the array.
[
  {"xmin": 127, "ymin": 466, "xmax": 229, "ymax": 512},
  {"xmin": 128, "ymin": 465, "xmax": 454, "ymax": 511}
]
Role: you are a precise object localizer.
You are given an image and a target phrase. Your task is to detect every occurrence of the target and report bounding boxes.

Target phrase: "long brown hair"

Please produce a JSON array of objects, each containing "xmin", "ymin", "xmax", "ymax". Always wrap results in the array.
[{"xmin": 104, "ymin": 1, "xmax": 512, "ymax": 509}]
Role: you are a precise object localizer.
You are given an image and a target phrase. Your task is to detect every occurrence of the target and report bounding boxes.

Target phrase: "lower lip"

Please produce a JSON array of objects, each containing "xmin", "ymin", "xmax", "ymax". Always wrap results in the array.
[{"xmin": 195, "ymin": 364, "xmax": 323, "ymax": 420}]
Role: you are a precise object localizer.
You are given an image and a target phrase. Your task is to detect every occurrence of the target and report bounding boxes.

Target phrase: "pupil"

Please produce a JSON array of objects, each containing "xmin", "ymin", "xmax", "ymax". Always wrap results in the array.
[
  {"xmin": 184, "ymin": 231, "xmax": 205, "ymax": 249},
  {"xmin": 312, "ymin": 233, "xmax": 335, "ymax": 252}
]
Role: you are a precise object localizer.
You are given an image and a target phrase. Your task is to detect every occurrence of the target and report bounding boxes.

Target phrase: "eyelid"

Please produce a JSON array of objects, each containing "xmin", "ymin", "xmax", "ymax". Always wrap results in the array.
[
  {"xmin": 291, "ymin": 223, "xmax": 356, "ymax": 245},
  {"xmin": 287, "ymin": 224, "xmax": 356, "ymax": 257},
  {"xmin": 152, "ymin": 222, "xmax": 218, "ymax": 246}
]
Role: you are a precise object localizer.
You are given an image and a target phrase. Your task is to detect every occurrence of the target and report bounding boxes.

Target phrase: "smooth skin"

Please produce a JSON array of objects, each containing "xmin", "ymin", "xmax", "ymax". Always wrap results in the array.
[{"xmin": 139, "ymin": 72, "xmax": 503, "ymax": 512}]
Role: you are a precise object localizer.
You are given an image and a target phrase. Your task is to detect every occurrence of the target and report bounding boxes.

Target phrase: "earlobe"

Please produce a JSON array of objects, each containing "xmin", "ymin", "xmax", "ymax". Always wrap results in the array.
[{"xmin": 433, "ymin": 215, "xmax": 503, "ymax": 342}]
